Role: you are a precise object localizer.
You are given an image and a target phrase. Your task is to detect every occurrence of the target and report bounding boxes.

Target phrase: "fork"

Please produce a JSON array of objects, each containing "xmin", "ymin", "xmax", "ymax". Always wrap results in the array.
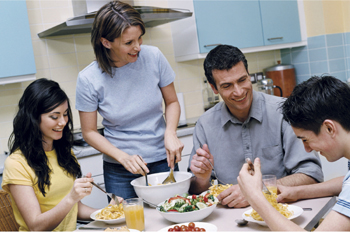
[
  {"xmin": 206, "ymin": 158, "xmax": 228, "ymax": 185},
  {"xmin": 90, "ymin": 181, "xmax": 121, "ymax": 205}
]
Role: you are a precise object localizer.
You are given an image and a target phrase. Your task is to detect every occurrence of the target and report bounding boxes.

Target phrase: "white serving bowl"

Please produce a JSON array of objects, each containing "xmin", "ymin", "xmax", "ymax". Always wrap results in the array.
[
  {"xmin": 130, "ymin": 171, "xmax": 192, "ymax": 206},
  {"xmin": 156, "ymin": 199, "xmax": 218, "ymax": 223}
]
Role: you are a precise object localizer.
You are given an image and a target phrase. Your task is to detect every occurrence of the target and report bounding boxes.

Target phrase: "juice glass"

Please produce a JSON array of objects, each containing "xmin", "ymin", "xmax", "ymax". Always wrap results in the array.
[
  {"xmin": 262, "ymin": 174, "xmax": 277, "ymax": 195},
  {"xmin": 122, "ymin": 198, "xmax": 145, "ymax": 231}
]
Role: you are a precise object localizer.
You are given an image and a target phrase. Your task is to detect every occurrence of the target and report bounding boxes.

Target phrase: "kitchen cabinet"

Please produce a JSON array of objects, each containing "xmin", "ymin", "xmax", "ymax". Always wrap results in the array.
[
  {"xmin": 78, "ymin": 154, "xmax": 108, "ymax": 209},
  {"xmin": 0, "ymin": 0, "xmax": 36, "ymax": 84},
  {"xmin": 178, "ymin": 135, "xmax": 193, "ymax": 172},
  {"xmin": 169, "ymin": 0, "xmax": 307, "ymax": 62}
]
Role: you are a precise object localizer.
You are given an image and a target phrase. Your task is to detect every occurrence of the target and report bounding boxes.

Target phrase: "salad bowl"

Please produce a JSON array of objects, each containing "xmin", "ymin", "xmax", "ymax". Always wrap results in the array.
[{"xmin": 156, "ymin": 193, "xmax": 219, "ymax": 223}]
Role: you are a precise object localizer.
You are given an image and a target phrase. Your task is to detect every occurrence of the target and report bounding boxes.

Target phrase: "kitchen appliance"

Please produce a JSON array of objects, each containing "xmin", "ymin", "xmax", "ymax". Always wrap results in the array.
[
  {"xmin": 73, "ymin": 127, "xmax": 104, "ymax": 146},
  {"xmin": 202, "ymin": 79, "xmax": 219, "ymax": 111},
  {"xmin": 264, "ymin": 63, "xmax": 296, "ymax": 97},
  {"xmin": 257, "ymin": 78, "xmax": 283, "ymax": 97},
  {"xmin": 38, "ymin": 0, "xmax": 192, "ymax": 38},
  {"xmin": 177, "ymin": 93, "xmax": 187, "ymax": 128}
]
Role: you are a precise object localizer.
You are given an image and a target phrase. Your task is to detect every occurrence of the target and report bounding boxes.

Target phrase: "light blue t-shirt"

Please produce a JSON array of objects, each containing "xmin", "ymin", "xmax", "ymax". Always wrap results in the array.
[
  {"xmin": 75, "ymin": 45, "xmax": 175, "ymax": 164},
  {"xmin": 333, "ymin": 160, "xmax": 350, "ymax": 218}
]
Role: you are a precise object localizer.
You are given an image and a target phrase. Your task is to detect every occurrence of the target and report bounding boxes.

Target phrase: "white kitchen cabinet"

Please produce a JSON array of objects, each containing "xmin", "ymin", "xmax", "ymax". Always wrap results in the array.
[
  {"xmin": 169, "ymin": 0, "xmax": 307, "ymax": 62},
  {"xmin": 178, "ymin": 135, "xmax": 193, "ymax": 172},
  {"xmin": 0, "ymin": 0, "xmax": 36, "ymax": 84},
  {"xmin": 78, "ymin": 154, "xmax": 109, "ymax": 209}
]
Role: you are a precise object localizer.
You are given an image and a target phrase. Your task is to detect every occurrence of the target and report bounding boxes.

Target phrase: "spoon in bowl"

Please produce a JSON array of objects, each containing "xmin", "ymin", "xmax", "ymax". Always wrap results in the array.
[{"xmin": 162, "ymin": 158, "xmax": 177, "ymax": 184}]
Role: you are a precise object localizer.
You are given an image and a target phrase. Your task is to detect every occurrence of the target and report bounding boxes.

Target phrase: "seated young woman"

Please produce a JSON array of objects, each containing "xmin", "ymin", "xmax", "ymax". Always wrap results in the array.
[{"xmin": 1, "ymin": 78, "xmax": 122, "ymax": 231}]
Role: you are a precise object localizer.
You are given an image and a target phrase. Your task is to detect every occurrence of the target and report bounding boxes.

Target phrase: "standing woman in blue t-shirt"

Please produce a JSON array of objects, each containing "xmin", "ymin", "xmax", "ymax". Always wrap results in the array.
[{"xmin": 75, "ymin": 1, "xmax": 184, "ymax": 199}]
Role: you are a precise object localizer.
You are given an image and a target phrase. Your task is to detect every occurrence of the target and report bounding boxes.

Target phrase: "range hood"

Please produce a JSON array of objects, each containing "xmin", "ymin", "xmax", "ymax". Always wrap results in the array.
[{"xmin": 38, "ymin": 5, "xmax": 192, "ymax": 38}]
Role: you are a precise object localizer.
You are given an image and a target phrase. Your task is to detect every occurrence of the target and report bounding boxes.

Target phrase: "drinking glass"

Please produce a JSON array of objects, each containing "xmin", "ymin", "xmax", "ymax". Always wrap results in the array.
[
  {"xmin": 122, "ymin": 198, "xmax": 145, "ymax": 231},
  {"xmin": 262, "ymin": 174, "xmax": 277, "ymax": 195}
]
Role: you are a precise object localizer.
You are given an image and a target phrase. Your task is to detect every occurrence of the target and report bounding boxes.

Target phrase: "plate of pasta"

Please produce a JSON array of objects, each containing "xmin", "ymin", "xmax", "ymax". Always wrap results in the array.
[
  {"xmin": 242, "ymin": 205, "xmax": 303, "ymax": 226},
  {"xmin": 207, "ymin": 183, "xmax": 233, "ymax": 198},
  {"xmin": 90, "ymin": 204, "xmax": 126, "ymax": 224}
]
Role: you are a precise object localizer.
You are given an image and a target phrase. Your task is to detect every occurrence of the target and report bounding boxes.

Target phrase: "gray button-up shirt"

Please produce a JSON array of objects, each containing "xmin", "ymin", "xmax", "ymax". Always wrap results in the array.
[{"xmin": 189, "ymin": 91, "xmax": 324, "ymax": 185}]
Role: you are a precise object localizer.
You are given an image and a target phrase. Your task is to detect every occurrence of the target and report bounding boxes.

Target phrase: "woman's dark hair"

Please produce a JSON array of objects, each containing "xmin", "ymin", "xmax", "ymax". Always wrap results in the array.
[
  {"xmin": 8, "ymin": 78, "xmax": 81, "ymax": 196},
  {"xmin": 91, "ymin": 0, "xmax": 145, "ymax": 76},
  {"xmin": 281, "ymin": 75, "xmax": 350, "ymax": 135},
  {"xmin": 203, "ymin": 44, "xmax": 248, "ymax": 89}
]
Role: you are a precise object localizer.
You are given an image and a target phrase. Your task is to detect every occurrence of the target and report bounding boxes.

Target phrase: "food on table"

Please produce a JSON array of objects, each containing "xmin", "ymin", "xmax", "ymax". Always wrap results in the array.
[
  {"xmin": 209, "ymin": 183, "xmax": 233, "ymax": 197},
  {"xmin": 159, "ymin": 193, "xmax": 218, "ymax": 213},
  {"xmin": 245, "ymin": 192, "xmax": 293, "ymax": 221},
  {"xmin": 104, "ymin": 226, "xmax": 129, "ymax": 231},
  {"xmin": 167, "ymin": 222, "xmax": 206, "ymax": 231},
  {"xmin": 96, "ymin": 204, "xmax": 125, "ymax": 220}
]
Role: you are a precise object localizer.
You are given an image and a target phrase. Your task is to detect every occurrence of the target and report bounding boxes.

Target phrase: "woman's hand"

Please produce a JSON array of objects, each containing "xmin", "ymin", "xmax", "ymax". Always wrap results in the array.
[
  {"xmin": 68, "ymin": 173, "xmax": 94, "ymax": 203},
  {"xmin": 164, "ymin": 130, "xmax": 184, "ymax": 169},
  {"xmin": 119, "ymin": 154, "xmax": 149, "ymax": 175}
]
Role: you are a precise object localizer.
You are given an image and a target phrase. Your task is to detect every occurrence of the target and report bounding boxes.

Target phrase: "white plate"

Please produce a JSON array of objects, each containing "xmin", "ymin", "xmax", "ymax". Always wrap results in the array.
[
  {"xmin": 157, "ymin": 222, "xmax": 217, "ymax": 232},
  {"xmin": 90, "ymin": 209, "xmax": 126, "ymax": 225},
  {"xmin": 242, "ymin": 205, "xmax": 303, "ymax": 226}
]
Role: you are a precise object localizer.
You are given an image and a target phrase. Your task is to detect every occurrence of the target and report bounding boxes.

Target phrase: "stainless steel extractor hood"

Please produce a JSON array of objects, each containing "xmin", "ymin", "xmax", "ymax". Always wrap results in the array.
[{"xmin": 38, "ymin": 4, "xmax": 192, "ymax": 38}]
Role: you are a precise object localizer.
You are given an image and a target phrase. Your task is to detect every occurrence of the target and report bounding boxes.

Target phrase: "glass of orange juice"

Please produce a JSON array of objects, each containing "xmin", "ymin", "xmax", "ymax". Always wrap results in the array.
[
  {"xmin": 262, "ymin": 174, "xmax": 277, "ymax": 195},
  {"xmin": 122, "ymin": 198, "xmax": 145, "ymax": 231}
]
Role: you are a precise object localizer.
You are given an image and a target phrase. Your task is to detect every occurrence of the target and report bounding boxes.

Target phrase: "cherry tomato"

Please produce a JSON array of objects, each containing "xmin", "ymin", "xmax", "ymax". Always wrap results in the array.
[
  {"xmin": 200, "ymin": 228, "xmax": 206, "ymax": 231},
  {"xmin": 188, "ymin": 222, "xmax": 195, "ymax": 228},
  {"xmin": 194, "ymin": 227, "xmax": 201, "ymax": 231},
  {"xmin": 192, "ymin": 195, "xmax": 197, "ymax": 200},
  {"xmin": 174, "ymin": 225, "xmax": 180, "ymax": 231},
  {"xmin": 168, "ymin": 228, "xmax": 174, "ymax": 231}
]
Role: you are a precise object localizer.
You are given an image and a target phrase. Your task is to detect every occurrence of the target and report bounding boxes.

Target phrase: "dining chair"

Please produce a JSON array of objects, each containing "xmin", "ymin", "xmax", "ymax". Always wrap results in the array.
[{"xmin": 0, "ymin": 189, "xmax": 19, "ymax": 231}]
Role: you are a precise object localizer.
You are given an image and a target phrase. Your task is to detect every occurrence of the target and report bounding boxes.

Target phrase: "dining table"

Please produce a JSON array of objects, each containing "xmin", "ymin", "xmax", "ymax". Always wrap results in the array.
[{"xmin": 78, "ymin": 196, "xmax": 337, "ymax": 231}]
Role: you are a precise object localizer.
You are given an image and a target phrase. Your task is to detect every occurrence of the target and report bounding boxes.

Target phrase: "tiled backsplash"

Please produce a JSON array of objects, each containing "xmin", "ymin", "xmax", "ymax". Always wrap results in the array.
[
  {"xmin": 0, "ymin": 0, "xmax": 281, "ymax": 156},
  {"xmin": 281, "ymin": 33, "xmax": 350, "ymax": 84}
]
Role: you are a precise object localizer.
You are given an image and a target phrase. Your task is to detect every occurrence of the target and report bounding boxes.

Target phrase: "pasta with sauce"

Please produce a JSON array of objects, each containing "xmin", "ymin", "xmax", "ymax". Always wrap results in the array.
[
  {"xmin": 209, "ymin": 183, "xmax": 233, "ymax": 197},
  {"xmin": 246, "ymin": 192, "xmax": 293, "ymax": 221},
  {"xmin": 95, "ymin": 204, "xmax": 125, "ymax": 220}
]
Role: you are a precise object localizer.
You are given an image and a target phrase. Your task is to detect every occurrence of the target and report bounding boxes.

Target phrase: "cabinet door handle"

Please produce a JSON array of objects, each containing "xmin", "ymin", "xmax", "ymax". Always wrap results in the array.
[
  {"xmin": 204, "ymin": 43, "xmax": 222, "ymax": 48},
  {"xmin": 267, "ymin": 37, "xmax": 283, "ymax": 41}
]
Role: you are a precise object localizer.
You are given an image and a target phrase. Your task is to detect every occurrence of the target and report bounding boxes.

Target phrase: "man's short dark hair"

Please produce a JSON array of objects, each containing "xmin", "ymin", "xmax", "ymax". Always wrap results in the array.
[
  {"xmin": 203, "ymin": 45, "xmax": 248, "ymax": 89},
  {"xmin": 281, "ymin": 75, "xmax": 350, "ymax": 134}
]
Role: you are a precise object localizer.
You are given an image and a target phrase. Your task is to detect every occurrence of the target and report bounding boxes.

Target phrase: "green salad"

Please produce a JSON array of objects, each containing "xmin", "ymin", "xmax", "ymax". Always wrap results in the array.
[{"xmin": 158, "ymin": 192, "xmax": 218, "ymax": 213}]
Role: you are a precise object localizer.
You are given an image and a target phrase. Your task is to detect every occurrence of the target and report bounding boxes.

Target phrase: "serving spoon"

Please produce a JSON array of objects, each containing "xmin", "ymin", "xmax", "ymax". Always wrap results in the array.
[{"xmin": 162, "ymin": 158, "xmax": 177, "ymax": 184}]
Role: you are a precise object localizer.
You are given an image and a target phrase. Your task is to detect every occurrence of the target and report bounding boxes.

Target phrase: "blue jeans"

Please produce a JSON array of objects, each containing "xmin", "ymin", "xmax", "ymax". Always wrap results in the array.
[{"xmin": 103, "ymin": 159, "xmax": 179, "ymax": 199}]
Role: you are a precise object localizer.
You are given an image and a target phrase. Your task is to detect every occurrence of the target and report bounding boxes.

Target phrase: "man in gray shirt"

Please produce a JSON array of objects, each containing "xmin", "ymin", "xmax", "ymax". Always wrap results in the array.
[{"xmin": 189, "ymin": 45, "xmax": 323, "ymax": 208}]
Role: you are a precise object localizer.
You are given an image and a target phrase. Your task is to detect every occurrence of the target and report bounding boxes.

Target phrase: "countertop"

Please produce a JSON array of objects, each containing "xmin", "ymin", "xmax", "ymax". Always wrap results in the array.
[{"xmin": 74, "ymin": 119, "xmax": 197, "ymax": 159}]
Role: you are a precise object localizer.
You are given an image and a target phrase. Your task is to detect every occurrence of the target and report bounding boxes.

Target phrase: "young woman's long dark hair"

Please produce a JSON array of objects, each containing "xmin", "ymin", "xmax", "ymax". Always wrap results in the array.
[{"xmin": 8, "ymin": 78, "xmax": 82, "ymax": 196}]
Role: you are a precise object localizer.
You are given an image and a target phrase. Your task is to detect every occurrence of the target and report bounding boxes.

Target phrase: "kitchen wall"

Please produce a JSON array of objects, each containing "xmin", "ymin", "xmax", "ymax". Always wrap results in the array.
[
  {"xmin": 0, "ymin": 0, "xmax": 281, "ymax": 161},
  {"xmin": 281, "ymin": 1, "xmax": 350, "ymax": 84}
]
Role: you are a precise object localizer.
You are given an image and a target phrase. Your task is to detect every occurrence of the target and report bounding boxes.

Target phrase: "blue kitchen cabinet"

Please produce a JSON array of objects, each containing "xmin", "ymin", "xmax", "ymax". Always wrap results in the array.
[
  {"xmin": 193, "ymin": 0, "xmax": 264, "ymax": 53},
  {"xmin": 169, "ymin": 0, "xmax": 306, "ymax": 62},
  {"xmin": 260, "ymin": 0, "xmax": 301, "ymax": 46},
  {"xmin": 0, "ymin": 0, "xmax": 36, "ymax": 83}
]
